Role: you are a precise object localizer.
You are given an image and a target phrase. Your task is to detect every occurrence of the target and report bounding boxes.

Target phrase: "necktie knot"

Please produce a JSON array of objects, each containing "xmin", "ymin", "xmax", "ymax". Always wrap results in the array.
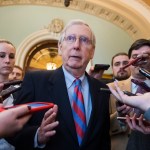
[{"xmin": 74, "ymin": 79, "xmax": 81, "ymax": 87}]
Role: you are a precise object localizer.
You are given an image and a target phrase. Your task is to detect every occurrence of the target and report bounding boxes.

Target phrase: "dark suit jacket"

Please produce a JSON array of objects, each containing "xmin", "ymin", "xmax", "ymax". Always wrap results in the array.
[{"xmin": 10, "ymin": 67, "xmax": 110, "ymax": 150}]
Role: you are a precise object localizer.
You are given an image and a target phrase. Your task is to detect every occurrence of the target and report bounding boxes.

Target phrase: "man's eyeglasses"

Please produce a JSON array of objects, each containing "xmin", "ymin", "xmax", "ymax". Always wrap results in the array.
[{"xmin": 64, "ymin": 34, "xmax": 92, "ymax": 45}]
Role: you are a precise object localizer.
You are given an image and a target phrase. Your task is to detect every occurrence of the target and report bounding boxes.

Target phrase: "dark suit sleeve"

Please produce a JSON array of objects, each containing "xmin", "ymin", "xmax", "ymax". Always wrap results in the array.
[{"xmin": 7, "ymin": 71, "xmax": 41, "ymax": 149}]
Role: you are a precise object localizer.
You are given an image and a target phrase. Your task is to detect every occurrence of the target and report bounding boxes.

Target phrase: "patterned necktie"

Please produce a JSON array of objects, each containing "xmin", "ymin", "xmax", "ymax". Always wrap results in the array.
[
  {"xmin": 72, "ymin": 79, "xmax": 87, "ymax": 145},
  {"xmin": 131, "ymin": 79, "xmax": 150, "ymax": 92}
]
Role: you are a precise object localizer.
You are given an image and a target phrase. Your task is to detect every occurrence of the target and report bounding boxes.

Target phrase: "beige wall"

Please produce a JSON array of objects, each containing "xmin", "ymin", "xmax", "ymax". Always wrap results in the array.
[{"xmin": 0, "ymin": 5, "xmax": 134, "ymax": 73}]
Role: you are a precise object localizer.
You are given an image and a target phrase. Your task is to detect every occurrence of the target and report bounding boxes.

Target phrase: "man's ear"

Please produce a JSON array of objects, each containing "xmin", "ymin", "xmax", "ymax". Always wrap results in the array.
[
  {"xmin": 90, "ymin": 47, "xmax": 95, "ymax": 59},
  {"xmin": 58, "ymin": 43, "xmax": 62, "ymax": 56}
]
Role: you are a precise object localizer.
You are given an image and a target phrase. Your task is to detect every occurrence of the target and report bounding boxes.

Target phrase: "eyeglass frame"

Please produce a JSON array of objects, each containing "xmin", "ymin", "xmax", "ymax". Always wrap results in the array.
[
  {"xmin": 63, "ymin": 34, "xmax": 92, "ymax": 46},
  {"xmin": 58, "ymin": 20, "xmax": 96, "ymax": 47}
]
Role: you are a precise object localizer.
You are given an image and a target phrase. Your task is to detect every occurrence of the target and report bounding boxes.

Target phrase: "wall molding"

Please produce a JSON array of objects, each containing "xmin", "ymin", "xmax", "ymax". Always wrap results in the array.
[
  {"xmin": 16, "ymin": 29, "xmax": 60, "ymax": 68},
  {"xmin": 0, "ymin": 0, "xmax": 150, "ymax": 39}
]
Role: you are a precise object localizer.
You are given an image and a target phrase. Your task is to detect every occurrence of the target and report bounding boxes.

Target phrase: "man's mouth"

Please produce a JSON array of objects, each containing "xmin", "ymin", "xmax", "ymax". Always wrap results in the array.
[
  {"xmin": 118, "ymin": 70, "xmax": 126, "ymax": 74},
  {"xmin": 70, "ymin": 56, "xmax": 81, "ymax": 59}
]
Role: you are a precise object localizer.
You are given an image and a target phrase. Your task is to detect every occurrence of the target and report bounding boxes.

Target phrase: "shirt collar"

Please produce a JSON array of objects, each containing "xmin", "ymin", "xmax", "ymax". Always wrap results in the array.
[
  {"xmin": 131, "ymin": 76, "xmax": 150, "ymax": 88},
  {"xmin": 62, "ymin": 66, "xmax": 85, "ymax": 89}
]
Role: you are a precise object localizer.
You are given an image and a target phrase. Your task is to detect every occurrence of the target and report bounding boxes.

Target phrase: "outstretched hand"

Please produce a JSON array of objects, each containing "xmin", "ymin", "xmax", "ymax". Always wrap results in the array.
[
  {"xmin": 38, "ymin": 105, "xmax": 59, "ymax": 145},
  {"xmin": 109, "ymin": 81, "xmax": 150, "ymax": 112},
  {"xmin": 88, "ymin": 66, "xmax": 104, "ymax": 80}
]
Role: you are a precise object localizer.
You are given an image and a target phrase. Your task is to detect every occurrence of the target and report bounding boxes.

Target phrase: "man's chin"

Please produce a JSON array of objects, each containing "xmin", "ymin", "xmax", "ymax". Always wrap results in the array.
[
  {"xmin": 67, "ymin": 63, "xmax": 82, "ymax": 69},
  {"xmin": 70, "ymin": 66, "xmax": 81, "ymax": 69},
  {"xmin": 115, "ymin": 74, "xmax": 130, "ymax": 80}
]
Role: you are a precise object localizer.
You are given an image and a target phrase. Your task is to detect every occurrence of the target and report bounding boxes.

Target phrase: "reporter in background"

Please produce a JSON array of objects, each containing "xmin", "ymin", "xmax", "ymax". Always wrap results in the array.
[
  {"xmin": 107, "ymin": 52, "xmax": 131, "ymax": 150},
  {"xmin": 108, "ymin": 39, "xmax": 150, "ymax": 150},
  {"xmin": 111, "ymin": 52, "xmax": 131, "ymax": 81},
  {"xmin": 0, "ymin": 39, "xmax": 16, "ymax": 150},
  {"xmin": 0, "ymin": 39, "xmax": 15, "ymax": 84},
  {"xmin": 9, "ymin": 65, "xmax": 23, "ymax": 81},
  {"xmin": 88, "ymin": 65, "xmax": 105, "ymax": 80},
  {"xmin": 0, "ymin": 39, "xmax": 16, "ymax": 106}
]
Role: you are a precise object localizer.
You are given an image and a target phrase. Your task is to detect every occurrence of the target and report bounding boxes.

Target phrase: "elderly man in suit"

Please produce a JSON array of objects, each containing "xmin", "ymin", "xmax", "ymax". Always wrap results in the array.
[
  {"xmin": 108, "ymin": 39, "xmax": 150, "ymax": 150},
  {"xmin": 8, "ymin": 19, "xmax": 110, "ymax": 150}
]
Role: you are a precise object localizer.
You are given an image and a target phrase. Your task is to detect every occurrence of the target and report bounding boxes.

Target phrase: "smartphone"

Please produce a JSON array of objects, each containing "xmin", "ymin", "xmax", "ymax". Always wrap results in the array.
[
  {"xmin": 94, "ymin": 64, "xmax": 110, "ymax": 72},
  {"xmin": 117, "ymin": 116, "xmax": 147, "ymax": 122},
  {"xmin": 117, "ymin": 116, "xmax": 150, "ymax": 125},
  {"xmin": 123, "ymin": 91, "xmax": 136, "ymax": 96},
  {"xmin": 100, "ymin": 88, "xmax": 136, "ymax": 96},
  {"xmin": 117, "ymin": 116, "xmax": 139, "ymax": 121},
  {"xmin": 0, "ymin": 102, "xmax": 54, "ymax": 113}
]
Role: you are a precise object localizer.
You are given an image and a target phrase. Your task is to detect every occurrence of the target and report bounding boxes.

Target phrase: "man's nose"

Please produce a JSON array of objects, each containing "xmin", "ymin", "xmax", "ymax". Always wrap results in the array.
[
  {"xmin": 120, "ymin": 63, "xmax": 124, "ymax": 67},
  {"xmin": 73, "ymin": 38, "xmax": 80, "ymax": 49}
]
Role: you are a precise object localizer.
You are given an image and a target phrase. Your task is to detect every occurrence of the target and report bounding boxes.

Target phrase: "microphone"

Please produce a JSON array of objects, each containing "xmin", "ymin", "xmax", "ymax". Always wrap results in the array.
[
  {"xmin": 64, "ymin": 0, "xmax": 70, "ymax": 7},
  {"xmin": 0, "ymin": 85, "xmax": 21, "ymax": 102},
  {"xmin": 0, "ymin": 80, "xmax": 22, "ymax": 102},
  {"xmin": 139, "ymin": 68, "xmax": 150, "ymax": 79},
  {"xmin": 121, "ymin": 57, "xmax": 142, "ymax": 70},
  {"xmin": 3, "ymin": 80, "xmax": 22, "ymax": 90}
]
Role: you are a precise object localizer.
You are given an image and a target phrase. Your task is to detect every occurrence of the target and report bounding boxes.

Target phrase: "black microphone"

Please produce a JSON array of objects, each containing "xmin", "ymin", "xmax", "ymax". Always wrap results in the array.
[
  {"xmin": 64, "ymin": 0, "xmax": 70, "ymax": 7},
  {"xmin": 139, "ymin": 68, "xmax": 150, "ymax": 79},
  {"xmin": 3, "ymin": 80, "xmax": 22, "ymax": 89},
  {"xmin": 0, "ymin": 85, "xmax": 21, "ymax": 102}
]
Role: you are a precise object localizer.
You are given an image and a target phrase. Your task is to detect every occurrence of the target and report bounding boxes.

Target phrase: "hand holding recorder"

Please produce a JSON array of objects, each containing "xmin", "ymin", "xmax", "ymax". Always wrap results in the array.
[
  {"xmin": 109, "ymin": 81, "xmax": 150, "ymax": 112},
  {"xmin": 0, "ymin": 105, "xmax": 32, "ymax": 138},
  {"xmin": 119, "ymin": 114, "xmax": 150, "ymax": 135},
  {"xmin": 88, "ymin": 64, "xmax": 110, "ymax": 80},
  {"xmin": 100, "ymin": 87, "xmax": 135, "ymax": 115},
  {"xmin": 0, "ymin": 102, "xmax": 55, "ymax": 139}
]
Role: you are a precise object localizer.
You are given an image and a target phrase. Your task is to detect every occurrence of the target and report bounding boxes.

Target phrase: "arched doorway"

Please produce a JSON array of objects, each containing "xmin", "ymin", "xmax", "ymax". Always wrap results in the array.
[
  {"xmin": 24, "ymin": 40, "xmax": 62, "ymax": 72},
  {"xmin": 16, "ymin": 19, "xmax": 64, "ymax": 72}
]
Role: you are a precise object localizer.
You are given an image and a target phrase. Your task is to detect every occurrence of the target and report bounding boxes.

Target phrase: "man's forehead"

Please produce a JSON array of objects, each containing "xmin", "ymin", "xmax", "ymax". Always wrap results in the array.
[
  {"xmin": 66, "ymin": 24, "xmax": 91, "ymax": 34},
  {"xmin": 132, "ymin": 46, "xmax": 150, "ymax": 54},
  {"xmin": 114, "ymin": 55, "xmax": 129, "ymax": 62},
  {"xmin": 13, "ymin": 68, "xmax": 22, "ymax": 72}
]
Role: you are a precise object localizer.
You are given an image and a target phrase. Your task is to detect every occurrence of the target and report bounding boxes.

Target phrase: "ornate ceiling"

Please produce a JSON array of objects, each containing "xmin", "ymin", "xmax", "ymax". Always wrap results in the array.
[
  {"xmin": 0, "ymin": 0, "xmax": 150, "ymax": 40},
  {"xmin": 143, "ymin": 0, "xmax": 150, "ymax": 6},
  {"xmin": 1, "ymin": 0, "xmax": 150, "ymax": 71}
]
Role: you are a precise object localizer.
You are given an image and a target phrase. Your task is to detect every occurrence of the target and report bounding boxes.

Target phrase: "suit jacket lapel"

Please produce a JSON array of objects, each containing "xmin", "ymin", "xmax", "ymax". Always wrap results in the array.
[
  {"xmin": 82, "ymin": 75, "xmax": 101, "ymax": 145},
  {"xmin": 47, "ymin": 67, "xmax": 78, "ymax": 143}
]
